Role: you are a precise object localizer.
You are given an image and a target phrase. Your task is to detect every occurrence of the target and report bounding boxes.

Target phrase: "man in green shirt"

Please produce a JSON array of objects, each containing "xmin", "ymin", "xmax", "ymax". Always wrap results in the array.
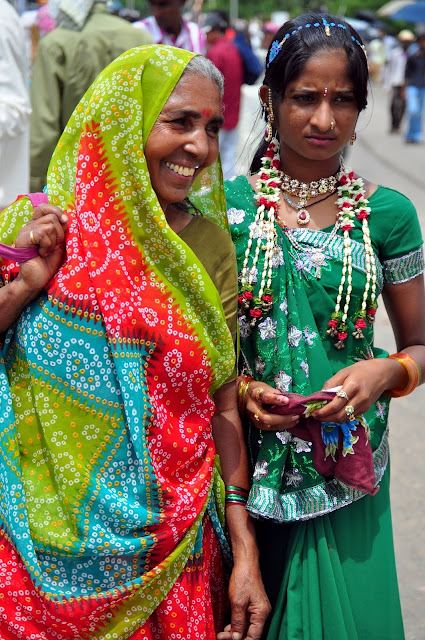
[{"xmin": 30, "ymin": 0, "xmax": 151, "ymax": 192}]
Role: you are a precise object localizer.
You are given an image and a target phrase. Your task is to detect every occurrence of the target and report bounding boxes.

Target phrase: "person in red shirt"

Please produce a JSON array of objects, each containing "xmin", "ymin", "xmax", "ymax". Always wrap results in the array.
[{"xmin": 203, "ymin": 11, "xmax": 243, "ymax": 179}]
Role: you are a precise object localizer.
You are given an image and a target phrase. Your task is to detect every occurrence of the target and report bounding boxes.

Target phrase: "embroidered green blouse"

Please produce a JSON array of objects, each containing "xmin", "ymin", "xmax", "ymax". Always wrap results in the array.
[{"xmin": 225, "ymin": 176, "xmax": 424, "ymax": 522}]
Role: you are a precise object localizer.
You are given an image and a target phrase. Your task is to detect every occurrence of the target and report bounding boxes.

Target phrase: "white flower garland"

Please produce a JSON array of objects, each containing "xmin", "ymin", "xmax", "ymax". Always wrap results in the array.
[{"xmin": 238, "ymin": 138, "xmax": 378, "ymax": 347}]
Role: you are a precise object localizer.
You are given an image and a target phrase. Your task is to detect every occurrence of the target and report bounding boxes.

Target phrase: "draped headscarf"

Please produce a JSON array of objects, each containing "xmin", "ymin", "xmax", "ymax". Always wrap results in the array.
[{"xmin": 0, "ymin": 45, "xmax": 234, "ymax": 639}]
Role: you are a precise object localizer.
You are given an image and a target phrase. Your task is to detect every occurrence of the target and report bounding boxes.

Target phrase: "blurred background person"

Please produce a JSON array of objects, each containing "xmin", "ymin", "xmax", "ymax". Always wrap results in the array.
[
  {"xmin": 262, "ymin": 20, "xmax": 279, "ymax": 52},
  {"xmin": 0, "ymin": 0, "xmax": 31, "ymax": 211},
  {"xmin": 367, "ymin": 27, "xmax": 387, "ymax": 83},
  {"xmin": 19, "ymin": 0, "xmax": 48, "ymax": 79},
  {"xmin": 232, "ymin": 17, "xmax": 263, "ymax": 86},
  {"xmin": 133, "ymin": 0, "xmax": 205, "ymax": 53},
  {"xmin": 405, "ymin": 32, "xmax": 425, "ymax": 144},
  {"xmin": 384, "ymin": 29, "xmax": 416, "ymax": 133},
  {"xmin": 29, "ymin": 0, "xmax": 152, "ymax": 192},
  {"xmin": 203, "ymin": 10, "xmax": 243, "ymax": 179},
  {"xmin": 35, "ymin": 0, "xmax": 56, "ymax": 35}
]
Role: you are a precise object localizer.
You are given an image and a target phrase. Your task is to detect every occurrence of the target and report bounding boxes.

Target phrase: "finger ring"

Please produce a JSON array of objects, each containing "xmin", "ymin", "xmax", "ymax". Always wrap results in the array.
[
  {"xmin": 29, "ymin": 230, "xmax": 37, "ymax": 245},
  {"xmin": 255, "ymin": 387, "xmax": 265, "ymax": 402},
  {"xmin": 254, "ymin": 412, "xmax": 260, "ymax": 422},
  {"xmin": 345, "ymin": 404, "xmax": 355, "ymax": 419},
  {"xmin": 336, "ymin": 389, "xmax": 349, "ymax": 402},
  {"xmin": 263, "ymin": 423, "xmax": 270, "ymax": 430}
]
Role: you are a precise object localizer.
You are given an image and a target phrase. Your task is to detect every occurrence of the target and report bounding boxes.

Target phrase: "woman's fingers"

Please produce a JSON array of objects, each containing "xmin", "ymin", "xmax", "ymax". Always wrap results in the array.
[
  {"xmin": 31, "ymin": 206, "xmax": 69, "ymax": 256},
  {"xmin": 32, "ymin": 204, "xmax": 68, "ymax": 224},
  {"xmin": 251, "ymin": 384, "xmax": 288, "ymax": 407},
  {"xmin": 251, "ymin": 408, "xmax": 299, "ymax": 431},
  {"xmin": 245, "ymin": 382, "xmax": 298, "ymax": 430},
  {"xmin": 16, "ymin": 213, "xmax": 68, "ymax": 257},
  {"xmin": 312, "ymin": 394, "xmax": 359, "ymax": 423}
]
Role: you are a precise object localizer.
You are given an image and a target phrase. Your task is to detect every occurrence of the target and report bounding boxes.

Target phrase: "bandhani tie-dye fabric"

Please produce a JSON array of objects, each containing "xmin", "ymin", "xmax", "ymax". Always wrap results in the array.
[{"xmin": 0, "ymin": 46, "xmax": 235, "ymax": 639}]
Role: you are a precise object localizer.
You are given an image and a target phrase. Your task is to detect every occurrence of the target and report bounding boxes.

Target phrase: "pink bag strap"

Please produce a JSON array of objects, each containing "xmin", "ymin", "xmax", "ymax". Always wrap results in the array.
[
  {"xmin": 0, "ymin": 192, "xmax": 49, "ymax": 263},
  {"xmin": 26, "ymin": 191, "xmax": 49, "ymax": 208}
]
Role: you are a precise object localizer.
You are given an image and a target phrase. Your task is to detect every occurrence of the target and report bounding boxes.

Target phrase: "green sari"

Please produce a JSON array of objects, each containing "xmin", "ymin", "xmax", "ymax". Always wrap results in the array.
[{"xmin": 226, "ymin": 175, "xmax": 424, "ymax": 639}]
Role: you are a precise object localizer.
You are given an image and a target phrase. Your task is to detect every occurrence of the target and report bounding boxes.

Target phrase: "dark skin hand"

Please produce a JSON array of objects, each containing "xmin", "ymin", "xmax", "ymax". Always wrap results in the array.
[
  {"xmin": 213, "ymin": 382, "xmax": 271, "ymax": 640},
  {"xmin": 244, "ymin": 275, "xmax": 425, "ymax": 428},
  {"xmin": 0, "ymin": 205, "xmax": 68, "ymax": 334},
  {"xmin": 15, "ymin": 204, "xmax": 69, "ymax": 290}
]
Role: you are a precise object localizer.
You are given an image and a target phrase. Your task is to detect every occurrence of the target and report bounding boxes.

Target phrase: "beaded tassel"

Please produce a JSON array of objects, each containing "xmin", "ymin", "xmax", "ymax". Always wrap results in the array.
[
  {"xmin": 327, "ymin": 171, "xmax": 377, "ymax": 348},
  {"xmin": 239, "ymin": 138, "xmax": 281, "ymax": 326}
]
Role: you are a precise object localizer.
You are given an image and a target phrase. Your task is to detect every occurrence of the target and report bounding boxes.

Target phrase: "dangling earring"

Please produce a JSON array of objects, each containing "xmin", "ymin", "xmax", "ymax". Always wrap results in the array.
[
  {"xmin": 350, "ymin": 131, "xmax": 357, "ymax": 146},
  {"xmin": 264, "ymin": 87, "xmax": 274, "ymax": 142}
]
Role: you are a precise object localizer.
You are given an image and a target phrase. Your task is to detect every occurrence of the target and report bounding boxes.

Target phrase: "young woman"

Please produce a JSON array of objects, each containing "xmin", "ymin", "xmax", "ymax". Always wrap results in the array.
[
  {"xmin": 224, "ymin": 13, "xmax": 425, "ymax": 640},
  {"xmin": 0, "ymin": 46, "xmax": 269, "ymax": 640}
]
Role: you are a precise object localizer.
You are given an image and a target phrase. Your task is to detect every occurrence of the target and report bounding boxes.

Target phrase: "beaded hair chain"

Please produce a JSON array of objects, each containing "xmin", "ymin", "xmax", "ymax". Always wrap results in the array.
[{"xmin": 267, "ymin": 17, "xmax": 368, "ymax": 68}]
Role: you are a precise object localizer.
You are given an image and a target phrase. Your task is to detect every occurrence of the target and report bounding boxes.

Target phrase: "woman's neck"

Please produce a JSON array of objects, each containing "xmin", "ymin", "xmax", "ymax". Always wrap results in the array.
[
  {"xmin": 279, "ymin": 151, "xmax": 342, "ymax": 183},
  {"xmin": 164, "ymin": 204, "xmax": 194, "ymax": 234}
]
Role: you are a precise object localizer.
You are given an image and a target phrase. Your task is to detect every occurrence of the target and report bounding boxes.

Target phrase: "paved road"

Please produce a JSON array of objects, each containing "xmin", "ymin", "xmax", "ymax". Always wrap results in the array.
[{"xmin": 235, "ymin": 81, "xmax": 425, "ymax": 640}]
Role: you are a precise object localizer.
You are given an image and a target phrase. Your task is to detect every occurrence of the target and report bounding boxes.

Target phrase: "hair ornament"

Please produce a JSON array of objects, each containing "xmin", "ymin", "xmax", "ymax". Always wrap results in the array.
[{"xmin": 266, "ymin": 17, "xmax": 368, "ymax": 68}]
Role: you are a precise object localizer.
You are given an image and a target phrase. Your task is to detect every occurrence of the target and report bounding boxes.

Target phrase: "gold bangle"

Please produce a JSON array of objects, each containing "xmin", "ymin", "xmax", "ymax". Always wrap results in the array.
[
  {"xmin": 237, "ymin": 374, "xmax": 253, "ymax": 415},
  {"xmin": 387, "ymin": 352, "xmax": 421, "ymax": 397}
]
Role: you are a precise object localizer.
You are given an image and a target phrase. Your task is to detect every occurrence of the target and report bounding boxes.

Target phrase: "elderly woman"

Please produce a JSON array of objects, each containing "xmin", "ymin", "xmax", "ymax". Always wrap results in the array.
[{"xmin": 0, "ymin": 46, "xmax": 269, "ymax": 640}]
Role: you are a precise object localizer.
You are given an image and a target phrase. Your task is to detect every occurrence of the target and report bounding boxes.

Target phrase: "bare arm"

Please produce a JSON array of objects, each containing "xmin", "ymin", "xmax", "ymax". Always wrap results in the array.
[
  {"xmin": 0, "ymin": 205, "xmax": 68, "ymax": 333},
  {"xmin": 213, "ymin": 381, "xmax": 270, "ymax": 640},
  {"xmin": 312, "ymin": 275, "xmax": 425, "ymax": 423}
]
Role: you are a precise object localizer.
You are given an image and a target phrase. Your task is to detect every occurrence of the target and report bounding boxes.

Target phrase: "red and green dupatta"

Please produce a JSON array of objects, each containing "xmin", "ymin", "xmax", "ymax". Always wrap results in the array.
[{"xmin": 0, "ymin": 45, "xmax": 235, "ymax": 638}]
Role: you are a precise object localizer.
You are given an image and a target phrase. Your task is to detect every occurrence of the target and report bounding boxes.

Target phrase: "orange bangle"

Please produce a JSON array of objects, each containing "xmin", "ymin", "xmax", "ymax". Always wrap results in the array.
[{"xmin": 387, "ymin": 352, "xmax": 421, "ymax": 397}]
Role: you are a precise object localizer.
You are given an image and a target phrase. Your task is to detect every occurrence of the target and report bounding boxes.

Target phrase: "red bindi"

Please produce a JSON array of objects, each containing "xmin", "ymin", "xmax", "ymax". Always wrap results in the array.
[{"xmin": 201, "ymin": 108, "xmax": 212, "ymax": 118}]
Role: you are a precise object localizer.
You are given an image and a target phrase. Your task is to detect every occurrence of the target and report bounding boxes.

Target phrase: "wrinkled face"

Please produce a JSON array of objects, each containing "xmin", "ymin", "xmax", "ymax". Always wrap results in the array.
[
  {"xmin": 144, "ymin": 73, "xmax": 222, "ymax": 211},
  {"xmin": 271, "ymin": 49, "xmax": 359, "ymax": 163},
  {"xmin": 148, "ymin": 0, "xmax": 185, "ymax": 32}
]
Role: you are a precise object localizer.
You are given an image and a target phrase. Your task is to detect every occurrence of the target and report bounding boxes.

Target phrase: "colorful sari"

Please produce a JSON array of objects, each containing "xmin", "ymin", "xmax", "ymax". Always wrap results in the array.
[
  {"xmin": 0, "ymin": 46, "xmax": 235, "ymax": 639},
  {"xmin": 226, "ymin": 175, "xmax": 424, "ymax": 639}
]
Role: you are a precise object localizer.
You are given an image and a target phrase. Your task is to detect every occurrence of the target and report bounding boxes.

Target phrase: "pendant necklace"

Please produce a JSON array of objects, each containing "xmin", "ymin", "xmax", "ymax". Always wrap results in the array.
[
  {"xmin": 280, "ymin": 170, "xmax": 340, "ymax": 225},
  {"xmin": 282, "ymin": 189, "xmax": 338, "ymax": 227}
]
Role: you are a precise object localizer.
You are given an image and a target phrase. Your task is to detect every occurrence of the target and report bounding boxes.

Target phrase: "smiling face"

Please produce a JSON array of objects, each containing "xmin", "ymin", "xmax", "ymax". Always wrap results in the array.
[
  {"xmin": 266, "ymin": 49, "xmax": 359, "ymax": 172},
  {"xmin": 144, "ymin": 73, "xmax": 223, "ymax": 211}
]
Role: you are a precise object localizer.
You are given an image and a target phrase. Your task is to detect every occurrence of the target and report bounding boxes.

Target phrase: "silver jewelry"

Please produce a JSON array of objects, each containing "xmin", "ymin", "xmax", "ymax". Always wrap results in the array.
[
  {"xmin": 282, "ymin": 219, "xmax": 340, "ymax": 280},
  {"xmin": 280, "ymin": 170, "xmax": 340, "ymax": 226},
  {"xmin": 336, "ymin": 389, "xmax": 349, "ymax": 401},
  {"xmin": 345, "ymin": 404, "xmax": 355, "ymax": 419}
]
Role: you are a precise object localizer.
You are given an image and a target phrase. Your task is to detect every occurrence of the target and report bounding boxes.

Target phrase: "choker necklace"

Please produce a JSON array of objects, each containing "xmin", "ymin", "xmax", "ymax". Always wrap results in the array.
[
  {"xmin": 239, "ymin": 138, "xmax": 377, "ymax": 348},
  {"xmin": 280, "ymin": 170, "xmax": 340, "ymax": 225}
]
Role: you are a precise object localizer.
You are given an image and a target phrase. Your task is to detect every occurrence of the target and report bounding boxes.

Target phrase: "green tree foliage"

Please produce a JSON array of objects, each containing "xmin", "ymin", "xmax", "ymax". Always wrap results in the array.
[{"xmin": 133, "ymin": 0, "xmax": 388, "ymax": 22}]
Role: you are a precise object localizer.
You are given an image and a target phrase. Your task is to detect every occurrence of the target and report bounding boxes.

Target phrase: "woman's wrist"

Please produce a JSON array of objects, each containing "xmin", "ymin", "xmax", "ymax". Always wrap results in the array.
[
  {"xmin": 386, "ymin": 352, "xmax": 422, "ymax": 397},
  {"xmin": 237, "ymin": 374, "xmax": 253, "ymax": 416},
  {"xmin": 0, "ymin": 277, "xmax": 40, "ymax": 333}
]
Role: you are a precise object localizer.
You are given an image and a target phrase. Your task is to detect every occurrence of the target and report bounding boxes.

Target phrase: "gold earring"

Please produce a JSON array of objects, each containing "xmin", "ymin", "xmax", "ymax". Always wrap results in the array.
[
  {"xmin": 264, "ymin": 88, "xmax": 274, "ymax": 142},
  {"xmin": 350, "ymin": 131, "xmax": 357, "ymax": 146}
]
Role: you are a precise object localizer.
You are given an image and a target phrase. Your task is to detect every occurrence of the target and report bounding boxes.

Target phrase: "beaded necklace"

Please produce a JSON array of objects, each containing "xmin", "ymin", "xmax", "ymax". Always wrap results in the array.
[{"xmin": 238, "ymin": 138, "xmax": 377, "ymax": 348}]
